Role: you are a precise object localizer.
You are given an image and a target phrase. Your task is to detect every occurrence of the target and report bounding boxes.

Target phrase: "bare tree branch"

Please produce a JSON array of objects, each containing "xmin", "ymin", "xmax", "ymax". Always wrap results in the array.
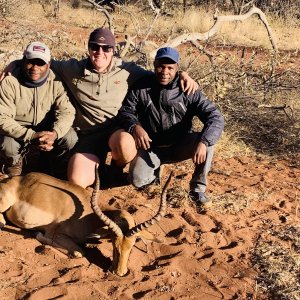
[
  {"xmin": 148, "ymin": 0, "xmax": 160, "ymax": 14},
  {"xmin": 149, "ymin": 6, "xmax": 277, "ymax": 58},
  {"xmin": 139, "ymin": 9, "xmax": 161, "ymax": 50},
  {"xmin": 119, "ymin": 34, "xmax": 137, "ymax": 58},
  {"xmin": 85, "ymin": 0, "xmax": 113, "ymax": 31},
  {"xmin": 112, "ymin": 3, "xmax": 141, "ymax": 37}
]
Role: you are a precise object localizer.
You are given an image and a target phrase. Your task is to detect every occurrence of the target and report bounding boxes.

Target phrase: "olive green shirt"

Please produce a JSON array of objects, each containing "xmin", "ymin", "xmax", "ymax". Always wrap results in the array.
[
  {"xmin": 51, "ymin": 57, "xmax": 150, "ymax": 132},
  {"xmin": 0, "ymin": 68, "xmax": 75, "ymax": 142}
]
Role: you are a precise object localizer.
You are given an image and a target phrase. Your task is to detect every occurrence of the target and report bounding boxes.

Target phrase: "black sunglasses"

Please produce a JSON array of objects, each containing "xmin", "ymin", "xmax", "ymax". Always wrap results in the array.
[
  {"xmin": 25, "ymin": 58, "xmax": 47, "ymax": 66},
  {"xmin": 89, "ymin": 44, "xmax": 113, "ymax": 53}
]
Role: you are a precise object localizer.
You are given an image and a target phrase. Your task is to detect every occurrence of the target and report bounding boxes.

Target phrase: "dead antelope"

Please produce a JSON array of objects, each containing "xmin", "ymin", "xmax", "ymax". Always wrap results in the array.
[{"xmin": 0, "ymin": 169, "xmax": 172, "ymax": 276}]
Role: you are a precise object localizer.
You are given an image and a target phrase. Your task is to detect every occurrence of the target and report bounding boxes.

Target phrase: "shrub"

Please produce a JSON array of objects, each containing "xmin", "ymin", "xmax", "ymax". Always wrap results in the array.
[{"xmin": 0, "ymin": 0, "xmax": 21, "ymax": 16}]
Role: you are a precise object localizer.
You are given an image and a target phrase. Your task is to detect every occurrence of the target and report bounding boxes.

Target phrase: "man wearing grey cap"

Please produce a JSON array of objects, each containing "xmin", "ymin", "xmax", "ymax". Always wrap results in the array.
[
  {"xmin": 0, "ymin": 41, "xmax": 76, "ymax": 177},
  {"xmin": 117, "ymin": 47, "xmax": 224, "ymax": 205}
]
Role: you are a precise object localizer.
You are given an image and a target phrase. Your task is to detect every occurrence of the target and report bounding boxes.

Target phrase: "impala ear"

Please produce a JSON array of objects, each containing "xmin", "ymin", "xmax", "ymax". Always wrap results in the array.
[
  {"xmin": 137, "ymin": 230, "xmax": 164, "ymax": 243},
  {"xmin": 86, "ymin": 227, "xmax": 111, "ymax": 240}
]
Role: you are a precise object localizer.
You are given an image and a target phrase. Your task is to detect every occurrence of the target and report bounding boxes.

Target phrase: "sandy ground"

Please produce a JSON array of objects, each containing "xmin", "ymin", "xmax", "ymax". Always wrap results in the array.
[{"xmin": 0, "ymin": 154, "xmax": 299, "ymax": 300}]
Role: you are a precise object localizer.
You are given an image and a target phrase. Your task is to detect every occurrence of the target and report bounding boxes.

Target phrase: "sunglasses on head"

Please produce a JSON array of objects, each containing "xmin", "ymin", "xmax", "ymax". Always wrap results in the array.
[{"xmin": 89, "ymin": 43, "xmax": 113, "ymax": 53}]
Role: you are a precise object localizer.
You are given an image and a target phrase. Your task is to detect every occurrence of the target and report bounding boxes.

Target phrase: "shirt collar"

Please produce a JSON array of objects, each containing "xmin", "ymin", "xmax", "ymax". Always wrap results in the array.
[{"xmin": 84, "ymin": 56, "xmax": 117, "ymax": 76}]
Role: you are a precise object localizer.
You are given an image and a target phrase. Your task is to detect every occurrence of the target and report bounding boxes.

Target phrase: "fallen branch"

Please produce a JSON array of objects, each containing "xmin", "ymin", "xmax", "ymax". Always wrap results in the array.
[
  {"xmin": 149, "ymin": 6, "xmax": 277, "ymax": 58},
  {"xmin": 258, "ymin": 104, "xmax": 294, "ymax": 121},
  {"xmin": 258, "ymin": 104, "xmax": 287, "ymax": 109}
]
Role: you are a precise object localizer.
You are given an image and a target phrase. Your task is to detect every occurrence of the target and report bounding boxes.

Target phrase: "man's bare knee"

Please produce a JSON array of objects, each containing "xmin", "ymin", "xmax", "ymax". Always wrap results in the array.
[
  {"xmin": 67, "ymin": 153, "xmax": 99, "ymax": 188},
  {"xmin": 109, "ymin": 130, "xmax": 136, "ymax": 164}
]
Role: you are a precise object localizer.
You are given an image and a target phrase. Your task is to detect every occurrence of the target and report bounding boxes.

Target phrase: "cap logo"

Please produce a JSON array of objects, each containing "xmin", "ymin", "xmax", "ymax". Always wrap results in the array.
[
  {"xmin": 99, "ymin": 37, "xmax": 105, "ymax": 41},
  {"xmin": 32, "ymin": 45, "xmax": 46, "ymax": 53}
]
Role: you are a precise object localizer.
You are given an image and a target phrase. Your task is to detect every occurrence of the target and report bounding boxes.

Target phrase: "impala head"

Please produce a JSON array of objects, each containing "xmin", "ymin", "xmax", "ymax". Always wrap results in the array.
[{"xmin": 91, "ymin": 167, "xmax": 173, "ymax": 276}]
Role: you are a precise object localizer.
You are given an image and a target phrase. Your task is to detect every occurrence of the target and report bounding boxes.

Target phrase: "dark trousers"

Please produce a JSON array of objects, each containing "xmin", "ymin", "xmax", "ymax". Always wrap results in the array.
[
  {"xmin": 128, "ymin": 132, "xmax": 214, "ymax": 193},
  {"xmin": 0, "ymin": 128, "xmax": 78, "ymax": 178}
]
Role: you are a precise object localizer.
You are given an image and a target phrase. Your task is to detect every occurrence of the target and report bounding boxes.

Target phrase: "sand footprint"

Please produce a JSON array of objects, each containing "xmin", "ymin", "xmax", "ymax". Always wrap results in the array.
[{"xmin": 23, "ymin": 286, "xmax": 68, "ymax": 300}]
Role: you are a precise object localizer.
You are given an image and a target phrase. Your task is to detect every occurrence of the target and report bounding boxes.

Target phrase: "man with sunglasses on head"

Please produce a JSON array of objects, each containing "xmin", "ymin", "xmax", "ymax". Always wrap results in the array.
[
  {"xmin": 0, "ymin": 42, "xmax": 76, "ymax": 177},
  {"xmin": 1, "ymin": 28, "xmax": 197, "ymax": 188}
]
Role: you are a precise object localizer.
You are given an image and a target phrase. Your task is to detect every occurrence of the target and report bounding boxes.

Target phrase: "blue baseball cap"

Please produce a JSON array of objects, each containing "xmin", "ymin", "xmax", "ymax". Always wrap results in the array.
[{"xmin": 155, "ymin": 47, "xmax": 179, "ymax": 63}]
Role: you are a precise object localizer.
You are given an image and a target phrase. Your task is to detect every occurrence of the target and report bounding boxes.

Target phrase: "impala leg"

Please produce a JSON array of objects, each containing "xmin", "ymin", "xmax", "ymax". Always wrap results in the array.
[
  {"xmin": 0, "ymin": 213, "xmax": 5, "ymax": 229},
  {"xmin": 36, "ymin": 232, "xmax": 85, "ymax": 258}
]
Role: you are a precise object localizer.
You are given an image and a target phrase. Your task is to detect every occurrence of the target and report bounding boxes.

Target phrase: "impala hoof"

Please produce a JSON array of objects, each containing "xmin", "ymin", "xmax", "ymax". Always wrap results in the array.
[
  {"xmin": 72, "ymin": 250, "xmax": 84, "ymax": 258},
  {"xmin": 110, "ymin": 267, "xmax": 130, "ymax": 277}
]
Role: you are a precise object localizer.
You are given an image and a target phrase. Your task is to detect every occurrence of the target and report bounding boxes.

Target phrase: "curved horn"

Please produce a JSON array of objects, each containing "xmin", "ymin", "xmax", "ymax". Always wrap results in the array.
[
  {"xmin": 91, "ymin": 165, "xmax": 123, "ymax": 237},
  {"xmin": 125, "ymin": 171, "xmax": 173, "ymax": 237}
]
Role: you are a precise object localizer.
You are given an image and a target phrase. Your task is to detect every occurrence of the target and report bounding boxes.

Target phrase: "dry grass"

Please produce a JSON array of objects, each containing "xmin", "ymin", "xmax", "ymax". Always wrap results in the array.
[
  {"xmin": 1, "ymin": 2, "xmax": 299, "ymax": 66},
  {"xmin": 210, "ymin": 192, "xmax": 260, "ymax": 214},
  {"xmin": 179, "ymin": 9, "xmax": 213, "ymax": 33},
  {"xmin": 217, "ymin": 132, "xmax": 256, "ymax": 158},
  {"xmin": 166, "ymin": 186, "xmax": 190, "ymax": 208},
  {"xmin": 271, "ymin": 18, "xmax": 300, "ymax": 51},
  {"xmin": 252, "ymin": 225, "xmax": 300, "ymax": 300}
]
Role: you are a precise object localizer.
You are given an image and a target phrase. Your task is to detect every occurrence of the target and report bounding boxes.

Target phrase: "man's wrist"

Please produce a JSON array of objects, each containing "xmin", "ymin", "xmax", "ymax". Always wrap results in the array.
[
  {"xmin": 30, "ymin": 131, "xmax": 38, "ymax": 140},
  {"xmin": 128, "ymin": 123, "xmax": 139, "ymax": 134},
  {"xmin": 52, "ymin": 130, "xmax": 58, "ymax": 140},
  {"xmin": 199, "ymin": 139, "xmax": 208, "ymax": 147}
]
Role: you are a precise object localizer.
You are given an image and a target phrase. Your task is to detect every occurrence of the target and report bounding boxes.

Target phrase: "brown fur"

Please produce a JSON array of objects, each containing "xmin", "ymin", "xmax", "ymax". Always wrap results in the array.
[{"xmin": 0, "ymin": 172, "xmax": 163, "ymax": 276}]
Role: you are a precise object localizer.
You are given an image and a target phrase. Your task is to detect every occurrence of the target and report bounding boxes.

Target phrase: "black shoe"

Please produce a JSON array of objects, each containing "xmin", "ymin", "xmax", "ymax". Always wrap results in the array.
[
  {"xmin": 151, "ymin": 176, "xmax": 161, "ymax": 185},
  {"xmin": 189, "ymin": 191, "xmax": 211, "ymax": 205}
]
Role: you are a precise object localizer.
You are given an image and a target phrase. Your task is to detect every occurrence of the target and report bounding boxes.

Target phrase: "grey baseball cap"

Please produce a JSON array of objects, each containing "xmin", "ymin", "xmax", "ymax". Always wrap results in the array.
[{"xmin": 24, "ymin": 41, "xmax": 51, "ymax": 64}]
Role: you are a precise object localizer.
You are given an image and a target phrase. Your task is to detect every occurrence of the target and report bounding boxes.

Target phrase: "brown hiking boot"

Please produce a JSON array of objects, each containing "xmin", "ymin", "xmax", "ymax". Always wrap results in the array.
[{"xmin": 6, "ymin": 158, "xmax": 23, "ymax": 176}]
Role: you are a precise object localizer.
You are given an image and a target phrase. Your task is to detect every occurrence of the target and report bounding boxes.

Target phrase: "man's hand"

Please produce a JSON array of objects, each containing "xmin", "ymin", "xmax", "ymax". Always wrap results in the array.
[
  {"xmin": 133, "ymin": 124, "xmax": 152, "ymax": 150},
  {"xmin": 193, "ymin": 142, "xmax": 207, "ymax": 165},
  {"xmin": 31, "ymin": 131, "xmax": 57, "ymax": 151},
  {"xmin": 179, "ymin": 71, "xmax": 199, "ymax": 95},
  {"xmin": 0, "ymin": 62, "xmax": 16, "ymax": 81}
]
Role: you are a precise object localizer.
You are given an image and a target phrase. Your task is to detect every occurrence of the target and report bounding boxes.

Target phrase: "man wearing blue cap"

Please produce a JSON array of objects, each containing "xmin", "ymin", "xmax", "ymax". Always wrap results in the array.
[{"xmin": 117, "ymin": 47, "xmax": 224, "ymax": 205}]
